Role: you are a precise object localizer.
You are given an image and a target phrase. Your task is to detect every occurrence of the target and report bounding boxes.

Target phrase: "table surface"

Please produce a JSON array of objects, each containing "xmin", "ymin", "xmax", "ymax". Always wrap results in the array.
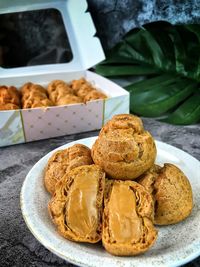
[{"xmin": 0, "ymin": 117, "xmax": 199, "ymax": 267}]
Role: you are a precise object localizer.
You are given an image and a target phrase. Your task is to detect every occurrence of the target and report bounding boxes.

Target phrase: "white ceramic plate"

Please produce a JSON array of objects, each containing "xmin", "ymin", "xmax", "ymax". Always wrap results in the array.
[{"xmin": 20, "ymin": 137, "xmax": 200, "ymax": 267}]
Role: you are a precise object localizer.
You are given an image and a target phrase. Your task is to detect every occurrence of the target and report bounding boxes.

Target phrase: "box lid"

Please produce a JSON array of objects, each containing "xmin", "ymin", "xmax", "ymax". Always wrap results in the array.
[{"xmin": 0, "ymin": 0, "xmax": 105, "ymax": 78}]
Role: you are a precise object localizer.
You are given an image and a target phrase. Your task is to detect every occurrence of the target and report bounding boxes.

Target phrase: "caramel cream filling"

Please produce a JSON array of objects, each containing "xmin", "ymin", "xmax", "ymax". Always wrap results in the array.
[
  {"xmin": 66, "ymin": 173, "xmax": 98, "ymax": 237},
  {"xmin": 108, "ymin": 183, "xmax": 142, "ymax": 243}
]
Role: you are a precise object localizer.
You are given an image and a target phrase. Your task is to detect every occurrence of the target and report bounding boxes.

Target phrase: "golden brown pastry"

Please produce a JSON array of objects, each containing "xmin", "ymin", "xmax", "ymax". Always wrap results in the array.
[
  {"xmin": 47, "ymin": 80, "xmax": 74, "ymax": 103},
  {"xmin": 44, "ymin": 144, "xmax": 93, "ymax": 195},
  {"xmin": 136, "ymin": 164, "xmax": 162, "ymax": 195},
  {"xmin": 137, "ymin": 163, "xmax": 193, "ymax": 225},
  {"xmin": 22, "ymin": 97, "xmax": 53, "ymax": 109},
  {"xmin": 21, "ymin": 82, "xmax": 53, "ymax": 109},
  {"xmin": 70, "ymin": 78, "xmax": 91, "ymax": 95},
  {"xmin": 75, "ymin": 84, "xmax": 93, "ymax": 99},
  {"xmin": 21, "ymin": 90, "xmax": 47, "ymax": 104},
  {"xmin": 21, "ymin": 82, "xmax": 47, "ymax": 96},
  {"xmin": 56, "ymin": 94, "xmax": 83, "ymax": 106},
  {"xmin": 27, "ymin": 98, "xmax": 54, "ymax": 109},
  {"xmin": 92, "ymin": 114, "xmax": 156, "ymax": 180},
  {"xmin": 71, "ymin": 78, "xmax": 107, "ymax": 102},
  {"xmin": 48, "ymin": 165, "xmax": 105, "ymax": 243},
  {"xmin": 47, "ymin": 80, "xmax": 72, "ymax": 94},
  {"xmin": 84, "ymin": 89, "xmax": 107, "ymax": 102},
  {"xmin": 102, "ymin": 180, "xmax": 157, "ymax": 256},
  {"xmin": 0, "ymin": 103, "xmax": 19, "ymax": 110},
  {"xmin": 0, "ymin": 85, "xmax": 20, "ymax": 108}
]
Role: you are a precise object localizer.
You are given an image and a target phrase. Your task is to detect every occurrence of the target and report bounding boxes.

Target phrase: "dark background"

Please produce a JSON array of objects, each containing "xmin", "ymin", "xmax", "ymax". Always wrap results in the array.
[
  {"xmin": 88, "ymin": 0, "xmax": 200, "ymax": 49},
  {"xmin": 0, "ymin": 0, "xmax": 200, "ymax": 67}
]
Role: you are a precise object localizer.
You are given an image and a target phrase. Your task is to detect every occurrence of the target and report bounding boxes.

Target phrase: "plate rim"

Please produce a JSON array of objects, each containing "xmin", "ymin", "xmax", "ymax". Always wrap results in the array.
[{"xmin": 20, "ymin": 136, "xmax": 200, "ymax": 267}]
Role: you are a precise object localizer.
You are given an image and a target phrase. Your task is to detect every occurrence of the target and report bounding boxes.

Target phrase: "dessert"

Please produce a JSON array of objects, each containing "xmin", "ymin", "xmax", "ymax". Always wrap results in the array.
[
  {"xmin": 0, "ymin": 103, "xmax": 20, "ymax": 110},
  {"xmin": 91, "ymin": 114, "xmax": 156, "ymax": 180},
  {"xmin": 71, "ymin": 78, "xmax": 106, "ymax": 102},
  {"xmin": 48, "ymin": 165, "xmax": 105, "ymax": 243},
  {"xmin": 42, "ymin": 114, "xmax": 194, "ymax": 256},
  {"xmin": 137, "ymin": 163, "xmax": 193, "ymax": 225},
  {"xmin": 47, "ymin": 80, "xmax": 82, "ymax": 105},
  {"xmin": 21, "ymin": 82, "xmax": 53, "ymax": 109},
  {"xmin": 56, "ymin": 94, "xmax": 83, "ymax": 105},
  {"xmin": 44, "ymin": 144, "xmax": 93, "ymax": 195},
  {"xmin": 0, "ymin": 78, "xmax": 107, "ymax": 110},
  {"xmin": 102, "ymin": 180, "xmax": 157, "ymax": 255},
  {"xmin": 47, "ymin": 80, "xmax": 73, "ymax": 102},
  {"xmin": 0, "ymin": 85, "xmax": 20, "ymax": 109},
  {"xmin": 84, "ymin": 90, "xmax": 107, "ymax": 102}
]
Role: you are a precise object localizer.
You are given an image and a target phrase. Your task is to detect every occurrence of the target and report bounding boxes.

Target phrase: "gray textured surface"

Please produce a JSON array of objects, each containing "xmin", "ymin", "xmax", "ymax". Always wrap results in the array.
[
  {"xmin": 0, "ymin": 119, "xmax": 200, "ymax": 267},
  {"xmin": 87, "ymin": 0, "xmax": 200, "ymax": 49}
]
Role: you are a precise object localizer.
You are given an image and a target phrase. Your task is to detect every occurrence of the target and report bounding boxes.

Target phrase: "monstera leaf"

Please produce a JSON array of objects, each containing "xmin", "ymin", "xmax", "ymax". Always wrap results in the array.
[{"xmin": 96, "ymin": 22, "xmax": 200, "ymax": 125}]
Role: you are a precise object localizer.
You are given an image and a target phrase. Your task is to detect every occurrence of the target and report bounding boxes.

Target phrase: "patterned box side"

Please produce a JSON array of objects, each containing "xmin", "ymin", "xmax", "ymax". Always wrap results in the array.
[
  {"xmin": 0, "ymin": 110, "xmax": 25, "ymax": 147},
  {"xmin": 21, "ymin": 100, "xmax": 104, "ymax": 142}
]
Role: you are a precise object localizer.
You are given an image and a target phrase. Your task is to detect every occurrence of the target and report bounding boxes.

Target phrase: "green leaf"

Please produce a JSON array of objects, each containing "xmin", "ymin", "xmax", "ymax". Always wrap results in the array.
[
  {"xmin": 118, "ymin": 42, "xmax": 149, "ymax": 63},
  {"xmin": 125, "ymin": 74, "xmax": 179, "ymax": 92},
  {"xmin": 124, "ymin": 27, "xmax": 172, "ymax": 71},
  {"xmin": 185, "ymin": 24, "xmax": 200, "ymax": 42},
  {"xmin": 161, "ymin": 91, "xmax": 200, "ymax": 125},
  {"xmin": 95, "ymin": 64, "xmax": 158, "ymax": 76},
  {"xmin": 129, "ymin": 78, "xmax": 197, "ymax": 117},
  {"xmin": 99, "ymin": 56, "xmax": 136, "ymax": 65},
  {"xmin": 144, "ymin": 23, "xmax": 175, "ymax": 71},
  {"xmin": 95, "ymin": 22, "xmax": 200, "ymax": 125},
  {"xmin": 167, "ymin": 27, "xmax": 187, "ymax": 76},
  {"xmin": 184, "ymin": 25, "xmax": 200, "ymax": 80}
]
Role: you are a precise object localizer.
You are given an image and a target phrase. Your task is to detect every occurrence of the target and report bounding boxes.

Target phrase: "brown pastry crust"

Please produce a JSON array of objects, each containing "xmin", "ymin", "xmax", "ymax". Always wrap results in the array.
[
  {"xmin": 44, "ymin": 144, "xmax": 93, "ymax": 195},
  {"xmin": 47, "ymin": 80, "xmax": 72, "ymax": 94},
  {"xmin": 71, "ymin": 78, "xmax": 107, "ymax": 101},
  {"xmin": 0, "ymin": 85, "xmax": 20, "ymax": 106},
  {"xmin": 21, "ymin": 82, "xmax": 53, "ymax": 109},
  {"xmin": 48, "ymin": 164, "xmax": 105, "ymax": 243},
  {"xmin": 0, "ymin": 103, "xmax": 20, "ymax": 110},
  {"xmin": 137, "ymin": 163, "xmax": 193, "ymax": 225},
  {"xmin": 21, "ymin": 82, "xmax": 47, "ymax": 96},
  {"xmin": 21, "ymin": 90, "xmax": 47, "ymax": 104},
  {"xmin": 47, "ymin": 80, "xmax": 74, "ymax": 103},
  {"xmin": 70, "ymin": 78, "xmax": 90, "ymax": 95},
  {"xmin": 56, "ymin": 94, "xmax": 83, "ymax": 106},
  {"xmin": 137, "ymin": 164, "xmax": 162, "ymax": 195},
  {"xmin": 92, "ymin": 114, "xmax": 156, "ymax": 180},
  {"xmin": 75, "ymin": 84, "xmax": 93, "ymax": 98},
  {"xmin": 0, "ymin": 78, "xmax": 106, "ymax": 110},
  {"xmin": 102, "ymin": 180, "xmax": 157, "ymax": 256},
  {"xmin": 29, "ymin": 98, "xmax": 54, "ymax": 109},
  {"xmin": 22, "ymin": 97, "xmax": 53, "ymax": 109},
  {"xmin": 84, "ymin": 89, "xmax": 107, "ymax": 102}
]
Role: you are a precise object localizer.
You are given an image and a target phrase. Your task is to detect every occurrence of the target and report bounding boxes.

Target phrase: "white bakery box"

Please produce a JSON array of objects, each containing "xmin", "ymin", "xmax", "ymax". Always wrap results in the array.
[{"xmin": 0, "ymin": 0, "xmax": 129, "ymax": 148}]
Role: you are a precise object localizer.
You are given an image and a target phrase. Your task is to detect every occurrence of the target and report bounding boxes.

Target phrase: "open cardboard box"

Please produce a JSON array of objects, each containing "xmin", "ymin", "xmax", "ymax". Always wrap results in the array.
[{"xmin": 0, "ymin": 0, "xmax": 129, "ymax": 147}]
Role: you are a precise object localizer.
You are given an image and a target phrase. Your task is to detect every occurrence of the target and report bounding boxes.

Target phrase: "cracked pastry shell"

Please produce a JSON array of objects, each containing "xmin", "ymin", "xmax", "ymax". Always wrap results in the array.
[
  {"xmin": 91, "ymin": 114, "xmax": 156, "ymax": 180},
  {"xmin": 47, "ymin": 80, "xmax": 74, "ymax": 103},
  {"xmin": 48, "ymin": 165, "xmax": 106, "ymax": 243},
  {"xmin": 0, "ymin": 103, "xmax": 20, "ymax": 110},
  {"xmin": 21, "ymin": 82, "xmax": 53, "ymax": 108},
  {"xmin": 56, "ymin": 94, "xmax": 83, "ymax": 105},
  {"xmin": 20, "ymin": 82, "xmax": 47, "ymax": 96},
  {"xmin": 44, "ymin": 144, "xmax": 93, "ymax": 195},
  {"xmin": 137, "ymin": 163, "xmax": 193, "ymax": 225},
  {"xmin": 0, "ymin": 85, "xmax": 20, "ymax": 106},
  {"xmin": 84, "ymin": 89, "xmax": 107, "ymax": 102},
  {"xmin": 102, "ymin": 180, "xmax": 157, "ymax": 256}
]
